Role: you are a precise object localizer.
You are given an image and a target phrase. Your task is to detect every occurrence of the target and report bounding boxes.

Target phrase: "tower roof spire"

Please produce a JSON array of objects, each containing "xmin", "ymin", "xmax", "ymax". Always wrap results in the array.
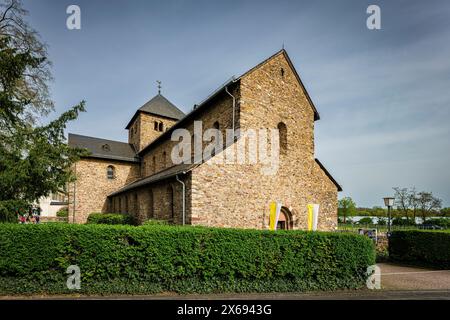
[{"xmin": 156, "ymin": 80, "xmax": 162, "ymax": 95}]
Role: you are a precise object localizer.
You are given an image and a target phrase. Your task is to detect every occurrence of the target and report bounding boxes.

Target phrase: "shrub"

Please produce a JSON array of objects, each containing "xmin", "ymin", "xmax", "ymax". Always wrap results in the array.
[
  {"xmin": 142, "ymin": 219, "xmax": 169, "ymax": 226},
  {"xmin": 357, "ymin": 217, "xmax": 373, "ymax": 225},
  {"xmin": 0, "ymin": 200, "xmax": 30, "ymax": 223},
  {"xmin": 0, "ymin": 224, "xmax": 375, "ymax": 294},
  {"xmin": 86, "ymin": 213, "xmax": 135, "ymax": 225},
  {"xmin": 56, "ymin": 207, "xmax": 68, "ymax": 218},
  {"xmin": 389, "ymin": 230, "xmax": 450, "ymax": 268},
  {"xmin": 376, "ymin": 217, "xmax": 387, "ymax": 226},
  {"xmin": 392, "ymin": 217, "xmax": 416, "ymax": 226},
  {"xmin": 423, "ymin": 218, "xmax": 450, "ymax": 229}
]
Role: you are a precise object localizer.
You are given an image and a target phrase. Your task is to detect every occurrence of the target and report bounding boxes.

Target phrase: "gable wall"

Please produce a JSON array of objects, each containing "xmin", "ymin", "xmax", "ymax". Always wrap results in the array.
[
  {"xmin": 68, "ymin": 158, "xmax": 140, "ymax": 223},
  {"xmin": 190, "ymin": 52, "xmax": 338, "ymax": 230}
]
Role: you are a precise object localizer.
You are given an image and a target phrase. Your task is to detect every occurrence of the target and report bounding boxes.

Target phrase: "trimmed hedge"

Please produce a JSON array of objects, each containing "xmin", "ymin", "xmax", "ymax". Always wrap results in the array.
[
  {"xmin": 86, "ymin": 213, "xmax": 135, "ymax": 225},
  {"xmin": 389, "ymin": 230, "xmax": 450, "ymax": 268},
  {"xmin": 0, "ymin": 224, "xmax": 375, "ymax": 295},
  {"xmin": 142, "ymin": 219, "xmax": 169, "ymax": 226},
  {"xmin": 56, "ymin": 207, "xmax": 68, "ymax": 218}
]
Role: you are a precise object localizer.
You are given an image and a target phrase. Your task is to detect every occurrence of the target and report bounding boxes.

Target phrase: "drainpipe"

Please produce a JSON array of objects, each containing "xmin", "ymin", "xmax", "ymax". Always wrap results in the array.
[
  {"xmin": 72, "ymin": 163, "xmax": 77, "ymax": 224},
  {"xmin": 225, "ymin": 86, "xmax": 236, "ymax": 137},
  {"xmin": 176, "ymin": 174, "xmax": 186, "ymax": 225}
]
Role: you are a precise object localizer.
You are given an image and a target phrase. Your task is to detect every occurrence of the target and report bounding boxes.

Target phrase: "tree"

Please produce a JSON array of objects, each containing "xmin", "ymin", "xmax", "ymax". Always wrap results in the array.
[
  {"xmin": 416, "ymin": 191, "xmax": 442, "ymax": 223},
  {"xmin": 0, "ymin": 0, "xmax": 53, "ymax": 123},
  {"xmin": 0, "ymin": 35, "xmax": 87, "ymax": 204},
  {"xmin": 441, "ymin": 208, "xmax": 450, "ymax": 217},
  {"xmin": 407, "ymin": 187, "xmax": 419, "ymax": 222},
  {"xmin": 338, "ymin": 197, "xmax": 356, "ymax": 224},
  {"xmin": 393, "ymin": 187, "xmax": 411, "ymax": 222}
]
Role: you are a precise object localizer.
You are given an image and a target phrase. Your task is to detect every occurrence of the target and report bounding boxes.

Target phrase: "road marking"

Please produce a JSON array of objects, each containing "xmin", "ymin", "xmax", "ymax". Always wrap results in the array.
[{"xmin": 381, "ymin": 270, "xmax": 450, "ymax": 275}]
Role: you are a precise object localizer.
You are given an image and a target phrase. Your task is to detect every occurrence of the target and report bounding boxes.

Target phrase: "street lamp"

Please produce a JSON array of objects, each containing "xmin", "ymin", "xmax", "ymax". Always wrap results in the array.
[{"xmin": 383, "ymin": 197, "xmax": 395, "ymax": 234}]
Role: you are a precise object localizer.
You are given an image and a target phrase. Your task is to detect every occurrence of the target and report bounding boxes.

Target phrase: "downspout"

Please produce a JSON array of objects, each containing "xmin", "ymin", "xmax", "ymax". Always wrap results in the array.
[
  {"xmin": 72, "ymin": 163, "xmax": 76, "ymax": 224},
  {"xmin": 175, "ymin": 174, "xmax": 186, "ymax": 225},
  {"xmin": 225, "ymin": 86, "xmax": 236, "ymax": 136}
]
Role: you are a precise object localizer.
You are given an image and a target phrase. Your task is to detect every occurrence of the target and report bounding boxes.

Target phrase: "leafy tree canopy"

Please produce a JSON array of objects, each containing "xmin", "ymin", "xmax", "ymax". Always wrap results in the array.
[{"xmin": 0, "ymin": 36, "xmax": 87, "ymax": 203}]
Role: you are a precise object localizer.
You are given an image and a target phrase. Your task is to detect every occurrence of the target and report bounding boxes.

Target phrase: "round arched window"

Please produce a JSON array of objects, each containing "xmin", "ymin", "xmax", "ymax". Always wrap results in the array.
[{"xmin": 107, "ymin": 165, "xmax": 115, "ymax": 179}]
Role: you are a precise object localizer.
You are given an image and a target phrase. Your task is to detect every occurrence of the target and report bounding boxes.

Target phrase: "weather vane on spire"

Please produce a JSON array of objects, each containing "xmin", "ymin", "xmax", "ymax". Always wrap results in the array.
[{"xmin": 156, "ymin": 80, "xmax": 162, "ymax": 94}]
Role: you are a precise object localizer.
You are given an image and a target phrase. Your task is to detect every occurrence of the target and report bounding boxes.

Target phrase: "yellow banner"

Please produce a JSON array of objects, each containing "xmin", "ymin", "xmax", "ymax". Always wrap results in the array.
[
  {"xmin": 307, "ymin": 204, "xmax": 314, "ymax": 231},
  {"xmin": 269, "ymin": 201, "xmax": 277, "ymax": 231}
]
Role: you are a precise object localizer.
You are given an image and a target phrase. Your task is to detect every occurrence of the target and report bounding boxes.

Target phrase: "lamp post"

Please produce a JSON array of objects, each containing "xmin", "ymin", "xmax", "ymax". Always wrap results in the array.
[{"xmin": 383, "ymin": 197, "xmax": 395, "ymax": 234}]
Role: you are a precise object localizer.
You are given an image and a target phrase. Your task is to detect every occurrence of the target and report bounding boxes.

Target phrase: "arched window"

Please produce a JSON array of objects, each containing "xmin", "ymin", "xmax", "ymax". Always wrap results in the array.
[
  {"xmin": 107, "ymin": 165, "xmax": 115, "ymax": 179},
  {"xmin": 148, "ymin": 189, "xmax": 154, "ymax": 219},
  {"xmin": 213, "ymin": 121, "xmax": 220, "ymax": 130},
  {"xmin": 154, "ymin": 121, "xmax": 158, "ymax": 130},
  {"xmin": 158, "ymin": 122, "xmax": 164, "ymax": 132},
  {"xmin": 277, "ymin": 122, "xmax": 287, "ymax": 154}
]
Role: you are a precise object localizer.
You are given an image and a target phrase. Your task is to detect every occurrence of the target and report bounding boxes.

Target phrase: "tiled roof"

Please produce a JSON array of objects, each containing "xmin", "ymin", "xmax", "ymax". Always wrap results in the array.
[
  {"xmin": 68, "ymin": 133, "xmax": 139, "ymax": 163},
  {"xmin": 108, "ymin": 163, "xmax": 197, "ymax": 197},
  {"xmin": 125, "ymin": 94, "xmax": 185, "ymax": 129}
]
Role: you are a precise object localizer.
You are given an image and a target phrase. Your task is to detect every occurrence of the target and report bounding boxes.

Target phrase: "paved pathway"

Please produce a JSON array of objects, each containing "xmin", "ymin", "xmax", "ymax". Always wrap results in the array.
[{"xmin": 378, "ymin": 263, "xmax": 450, "ymax": 290}]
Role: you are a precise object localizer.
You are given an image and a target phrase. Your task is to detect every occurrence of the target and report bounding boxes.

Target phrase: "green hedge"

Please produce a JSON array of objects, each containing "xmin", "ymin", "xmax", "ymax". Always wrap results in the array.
[
  {"xmin": 142, "ymin": 219, "xmax": 169, "ymax": 226},
  {"xmin": 389, "ymin": 230, "xmax": 450, "ymax": 268},
  {"xmin": 423, "ymin": 218, "xmax": 450, "ymax": 229},
  {"xmin": 56, "ymin": 207, "xmax": 68, "ymax": 218},
  {"xmin": 86, "ymin": 213, "xmax": 135, "ymax": 225},
  {"xmin": 0, "ymin": 224, "xmax": 375, "ymax": 295}
]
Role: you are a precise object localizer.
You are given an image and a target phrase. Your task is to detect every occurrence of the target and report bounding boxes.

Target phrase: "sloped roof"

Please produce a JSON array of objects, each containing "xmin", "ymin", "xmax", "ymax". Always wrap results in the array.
[
  {"xmin": 68, "ymin": 133, "xmax": 139, "ymax": 163},
  {"xmin": 315, "ymin": 158, "xmax": 342, "ymax": 192},
  {"xmin": 138, "ymin": 49, "xmax": 320, "ymax": 156},
  {"xmin": 108, "ymin": 163, "xmax": 197, "ymax": 197},
  {"xmin": 125, "ymin": 94, "xmax": 185, "ymax": 129}
]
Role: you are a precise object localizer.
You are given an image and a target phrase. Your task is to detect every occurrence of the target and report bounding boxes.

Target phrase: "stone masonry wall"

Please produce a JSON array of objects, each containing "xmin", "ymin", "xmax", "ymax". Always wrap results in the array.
[
  {"xmin": 128, "ymin": 113, "xmax": 178, "ymax": 153},
  {"xmin": 140, "ymin": 88, "xmax": 238, "ymax": 177},
  {"xmin": 191, "ymin": 51, "xmax": 338, "ymax": 230},
  {"xmin": 109, "ymin": 173, "xmax": 191, "ymax": 225},
  {"xmin": 68, "ymin": 158, "xmax": 140, "ymax": 223}
]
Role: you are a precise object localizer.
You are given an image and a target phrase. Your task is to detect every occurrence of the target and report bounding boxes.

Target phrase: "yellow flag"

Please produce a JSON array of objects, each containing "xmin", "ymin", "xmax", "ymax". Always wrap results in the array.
[
  {"xmin": 269, "ymin": 201, "xmax": 277, "ymax": 231},
  {"xmin": 307, "ymin": 204, "xmax": 314, "ymax": 231}
]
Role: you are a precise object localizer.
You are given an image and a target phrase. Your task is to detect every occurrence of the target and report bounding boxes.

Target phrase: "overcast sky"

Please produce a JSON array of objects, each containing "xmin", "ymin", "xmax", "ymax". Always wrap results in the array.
[{"xmin": 22, "ymin": 0, "xmax": 450, "ymax": 207}]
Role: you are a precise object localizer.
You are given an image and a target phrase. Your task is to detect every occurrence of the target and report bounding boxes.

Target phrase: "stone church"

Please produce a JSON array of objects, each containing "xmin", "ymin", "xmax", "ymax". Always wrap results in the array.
[{"xmin": 68, "ymin": 49, "xmax": 342, "ymax": 230}]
